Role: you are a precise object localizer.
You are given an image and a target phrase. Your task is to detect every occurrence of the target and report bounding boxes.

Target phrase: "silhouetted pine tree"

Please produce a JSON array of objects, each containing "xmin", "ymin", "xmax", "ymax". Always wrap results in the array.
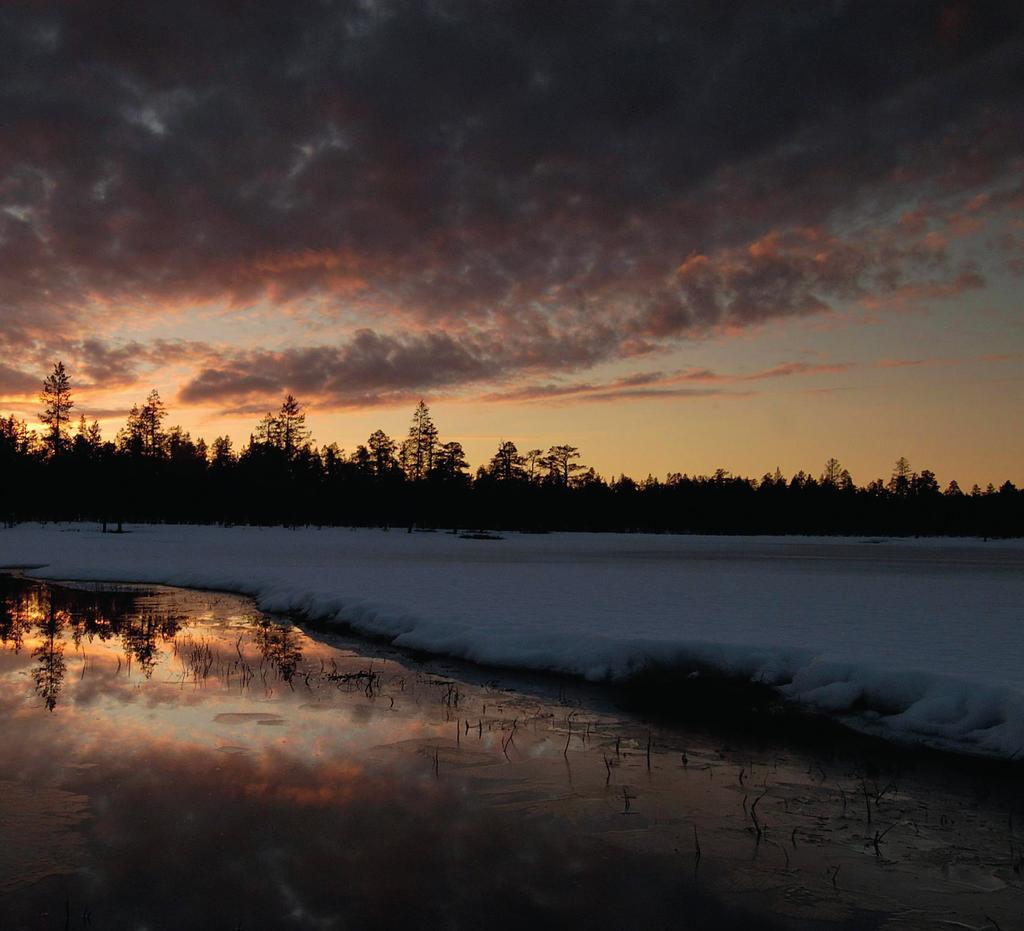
[{"xmin": 39, "ymin": 362, "xmax": 73, "ymax": 457}]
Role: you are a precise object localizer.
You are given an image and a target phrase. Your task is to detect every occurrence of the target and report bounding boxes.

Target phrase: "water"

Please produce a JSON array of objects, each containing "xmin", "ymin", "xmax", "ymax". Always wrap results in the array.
[{"xmin": 0, "ymin": 576, "xmax": 1019, "ymax": 929}]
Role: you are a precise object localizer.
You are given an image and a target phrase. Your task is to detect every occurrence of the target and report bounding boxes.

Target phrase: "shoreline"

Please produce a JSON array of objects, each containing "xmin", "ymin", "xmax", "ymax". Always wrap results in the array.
[
  {"xmin": 10, "ymin": 570, "xmax": 1024, "ymax": 776},
  {"xmin": 1, "ymin": 522, "xmax": 1021, "ymax": 762}
]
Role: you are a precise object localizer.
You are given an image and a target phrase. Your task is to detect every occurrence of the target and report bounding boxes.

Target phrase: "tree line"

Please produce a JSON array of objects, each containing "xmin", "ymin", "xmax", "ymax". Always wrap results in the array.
[{"xmin": 0, "ymin": 362, "xmax": 1020, "ymax": 536}]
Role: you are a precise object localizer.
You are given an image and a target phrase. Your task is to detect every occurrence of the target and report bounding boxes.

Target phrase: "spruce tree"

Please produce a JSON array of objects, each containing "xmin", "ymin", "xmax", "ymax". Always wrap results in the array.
[
  {"xmin": 277, "ymin": 394, "xmax": 310, "ymax": 458},
  {"xmin": 39, "ymin": 362, "xmax": 74, "ymax": 457},
  {"xmin": 367, "ymin": 430, "xmax": 397, "ymax": 477},
  {"xmin": 401, "ymin": 401, "xmax": 437, "ymax": 481},
  {"xmin": 140, "ymin": 390, "xmax": 167, "ymax": 457},
  {"xmin": 488, "ymin": 441, "xmax": 524, "ymax": 482}
]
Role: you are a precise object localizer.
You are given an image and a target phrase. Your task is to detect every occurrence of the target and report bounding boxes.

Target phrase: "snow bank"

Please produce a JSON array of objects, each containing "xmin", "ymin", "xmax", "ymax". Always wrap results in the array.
[{"xmin": 1, "ymin": 524, "xmax": 1022, "ymax": 758}]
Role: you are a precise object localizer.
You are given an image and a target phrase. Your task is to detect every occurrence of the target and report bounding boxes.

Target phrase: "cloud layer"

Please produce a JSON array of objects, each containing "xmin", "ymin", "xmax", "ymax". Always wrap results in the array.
[{"xmin": 0, "ymin": 1, "xmax": 1021, "ymax": 407}]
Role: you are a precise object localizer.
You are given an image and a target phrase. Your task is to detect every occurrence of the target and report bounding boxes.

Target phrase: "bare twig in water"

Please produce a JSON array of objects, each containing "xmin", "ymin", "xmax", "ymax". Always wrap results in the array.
[
  {"xmin": 501, "ymin": 720, "xmax": 518, "ymax": 760},
  {"xmin": 867, "ymin": 822, "xmax": 898, "ymax": 857},
  {"xmin": 873, "ymin": 780, "xmax": 898, "ymax": 805},
  {"xmin": 860, "ymin": 778, "xmax": 873, "ymax": 825},
  {"xmin": 750, "ymin": 789, "xmax": 768, "ymax": 839}
]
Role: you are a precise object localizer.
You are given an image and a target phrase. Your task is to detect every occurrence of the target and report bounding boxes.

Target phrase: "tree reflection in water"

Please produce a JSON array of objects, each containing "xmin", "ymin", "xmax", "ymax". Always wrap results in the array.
[
  {"xmin": 0, "ymin": 593, "xmax": 29, "ymax": 654},
  {"xmin": 1, "ymin": 575, "xmax": 306, "ymax": 707},
  {"xmin": 121, "ymin": 610, "xmax": 180, "ymax": 679},
  {"xmin": 252, "ymin": 617, "xmax": 303, "ymax": 684},
  {"xmin": 0, "ymin": 576, "xmax": 183, "ymax": 709},
  {"xmin": 31, "ymin": 600, "xmax": 66, "ymax": 711}
]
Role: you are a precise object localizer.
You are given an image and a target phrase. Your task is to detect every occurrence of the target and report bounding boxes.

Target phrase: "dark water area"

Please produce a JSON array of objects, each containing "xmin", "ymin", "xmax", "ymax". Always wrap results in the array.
[{"xmin": 0, "ymin": 577, "xmax": 1019, "ymax": 930}]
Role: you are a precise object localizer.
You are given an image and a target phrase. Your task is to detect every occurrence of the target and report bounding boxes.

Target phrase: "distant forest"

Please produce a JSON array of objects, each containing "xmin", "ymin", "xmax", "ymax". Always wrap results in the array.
[{"xmin": 0, "ymin": 362, "xmax": 1020, "ymax": 537}]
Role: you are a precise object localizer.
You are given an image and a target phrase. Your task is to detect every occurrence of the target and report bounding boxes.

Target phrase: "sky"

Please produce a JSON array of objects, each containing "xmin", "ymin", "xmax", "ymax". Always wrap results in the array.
[{"xmin": 0, "ymin": 1, "xmax": 1021, "ymax": 486}]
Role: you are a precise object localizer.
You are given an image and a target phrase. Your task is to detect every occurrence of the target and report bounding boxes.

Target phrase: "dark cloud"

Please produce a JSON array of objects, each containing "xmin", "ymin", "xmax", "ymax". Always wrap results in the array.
[
  {"xmin": 0, "ymin": 363, "xmax": 40, "ymax": 396},
  {"xmin": 875, "ymin": 352, "xmax": 1022, "ymax": 369},
  {"xmin": 74, "ymin": 407, "xmax": 133, "ymax": 421},
  {"xmin": 74, "ymin": 338, "xmax": 151, "ymax": 387},
  {"xmin": 0, "ymin": 1, "xmax": 1021, "ymax": 398},
  {"xmin": 482, "ymin": 383, "xmax": 731, "ymax": 405},
  {"xmin": 179, "ymin": 330, "xmax": 496, "ymax": 408},
  {"xmin": 69, "ymin": 337, "xmax": 215, "ymax": 388},
  {"xmin": 481, "ymin": 361, "xmax": 855, "ymax": 405},
  {"xmin": 179, "ymin": 325, "xmax": 659, "ymax": 409},
  {"xmin": 197, "ymin": 347, "xmax": 848, "ymax": 412}
]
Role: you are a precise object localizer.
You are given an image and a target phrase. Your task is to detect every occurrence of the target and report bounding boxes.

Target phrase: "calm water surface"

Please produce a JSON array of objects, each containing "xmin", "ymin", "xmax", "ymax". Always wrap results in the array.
[{"xmin": 0, "ymin": 576, "xmax": 1019, "ymax": 930}]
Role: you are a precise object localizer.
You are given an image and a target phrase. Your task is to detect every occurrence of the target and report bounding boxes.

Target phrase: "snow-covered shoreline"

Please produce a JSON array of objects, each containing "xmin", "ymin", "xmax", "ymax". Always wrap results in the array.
[{"xmin": 2, "ymin": 524, "xmax": 1022, "ymax": 758}]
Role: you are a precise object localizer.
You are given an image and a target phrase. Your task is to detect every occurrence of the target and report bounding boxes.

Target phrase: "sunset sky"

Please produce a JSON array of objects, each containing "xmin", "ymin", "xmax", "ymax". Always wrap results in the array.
[{"xmin": 0, "ymin": 1, "xmax": 1021, "ymax": 486}]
